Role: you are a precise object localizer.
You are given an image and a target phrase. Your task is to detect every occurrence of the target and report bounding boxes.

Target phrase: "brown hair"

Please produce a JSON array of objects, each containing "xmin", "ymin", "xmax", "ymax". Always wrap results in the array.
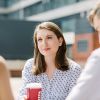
[
  {"xmin": 88, "ymin": 2, "xmax": 100, "ymax": 26},
  {"xmin": 33, "ymin": 22, "xmax": 69, "ymax": 75}
]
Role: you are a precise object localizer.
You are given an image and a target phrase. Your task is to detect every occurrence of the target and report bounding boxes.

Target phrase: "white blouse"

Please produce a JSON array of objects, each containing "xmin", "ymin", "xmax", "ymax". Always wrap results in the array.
[{"xmin": 18, "ymin": 58, "xmax": 81, "ymax": 100}]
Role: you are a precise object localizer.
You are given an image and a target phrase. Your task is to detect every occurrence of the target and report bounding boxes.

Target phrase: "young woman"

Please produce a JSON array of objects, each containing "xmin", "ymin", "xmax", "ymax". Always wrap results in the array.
[{"xmin": 18, "ymin": 22, "xmax": 81, "ymax": 100}]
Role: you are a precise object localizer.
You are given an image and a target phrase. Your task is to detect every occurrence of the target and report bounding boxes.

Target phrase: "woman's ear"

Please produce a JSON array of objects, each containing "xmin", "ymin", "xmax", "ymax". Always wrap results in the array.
[{"xmin": 59, "ymin": 37, "xmax": 63, "ymax": 46}]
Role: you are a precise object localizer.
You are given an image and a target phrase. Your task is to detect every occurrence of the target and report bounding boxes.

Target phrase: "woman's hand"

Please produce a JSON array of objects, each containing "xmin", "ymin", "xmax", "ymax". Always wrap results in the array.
[{"xmin": 21, "ymin": 95, "xmax": 28, "ymax": 100}]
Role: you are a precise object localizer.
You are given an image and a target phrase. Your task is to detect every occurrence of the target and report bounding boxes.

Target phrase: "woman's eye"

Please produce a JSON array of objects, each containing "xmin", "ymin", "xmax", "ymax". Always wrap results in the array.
[
  {"xmin": 47, "ymin": 37, "xmax": 52, "ymax": 39},
  {"xmin": 38, "ymin": 38, "xmax": 42, "ymax": 41}
]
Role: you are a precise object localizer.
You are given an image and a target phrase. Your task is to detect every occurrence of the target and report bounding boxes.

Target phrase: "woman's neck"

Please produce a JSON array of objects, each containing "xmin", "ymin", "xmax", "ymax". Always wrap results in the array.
[
  {"xmin": 44, "ymin": 56, "xmax": 56, "ymax": 79},
  {"xmin": 45, "ymin": 56, "xmax": 56, "ymax": 68}
]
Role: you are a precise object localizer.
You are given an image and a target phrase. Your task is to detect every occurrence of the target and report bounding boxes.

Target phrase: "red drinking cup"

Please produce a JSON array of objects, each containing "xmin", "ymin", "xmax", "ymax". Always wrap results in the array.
[{"xmin": 26, "ymin": 83, "xmax": 42, "ymax": 100}]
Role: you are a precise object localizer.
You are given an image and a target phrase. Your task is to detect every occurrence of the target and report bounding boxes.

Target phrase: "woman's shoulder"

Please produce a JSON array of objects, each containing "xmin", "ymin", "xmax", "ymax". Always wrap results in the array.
[
  {"xmin": 68, "ymin": 58, "xmax": 81, "ymax": 70},
  {"xmin": 23, "ymin": 58, "xmax": 34, "ymax": 69},
  {"xmin": 67, "ymin": 58, "xmax": 82, "ymax": 76},
  {"xmin": 26, "ymin": 58, "xmax": 34, "ymax": 63}
]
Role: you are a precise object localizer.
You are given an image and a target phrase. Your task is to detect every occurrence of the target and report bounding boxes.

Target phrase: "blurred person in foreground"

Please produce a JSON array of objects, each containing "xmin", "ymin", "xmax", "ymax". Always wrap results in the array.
[
  {"xmin": 66, "ymin": 2, "xmax": 100, "ymax": 100},
  {"xmin": 18, "ymin": 22, "xmax": 81, "ymax": 100},
  {"xmin": 0, "ymin": 56, "xmax": 14, "ymax": 100}
]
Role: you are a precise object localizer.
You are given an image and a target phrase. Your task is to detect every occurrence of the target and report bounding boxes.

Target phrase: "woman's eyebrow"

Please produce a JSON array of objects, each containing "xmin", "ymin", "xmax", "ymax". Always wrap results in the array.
[{"xmin": 46, "ymin": 34, "xmax": 53, "ymax": 36}]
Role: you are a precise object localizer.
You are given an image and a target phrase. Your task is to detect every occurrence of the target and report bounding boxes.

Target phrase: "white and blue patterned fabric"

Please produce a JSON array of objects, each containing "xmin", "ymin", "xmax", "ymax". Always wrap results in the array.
[{"xmin": 18, "ymin": 58, "xmax": 81, "ymax": 100}]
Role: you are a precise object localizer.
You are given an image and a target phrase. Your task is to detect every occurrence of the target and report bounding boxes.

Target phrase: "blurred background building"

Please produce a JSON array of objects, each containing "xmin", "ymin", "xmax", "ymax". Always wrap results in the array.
[{"xmin": 0, "ymin": 0, "xmax": 100, "ymax": 75}]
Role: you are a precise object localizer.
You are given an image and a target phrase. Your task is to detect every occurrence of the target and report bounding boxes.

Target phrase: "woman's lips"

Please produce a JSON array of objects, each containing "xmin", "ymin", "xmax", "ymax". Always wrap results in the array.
[{"xmin": 43, "ymin": 48, "xmax": 50, "ymax": 51}]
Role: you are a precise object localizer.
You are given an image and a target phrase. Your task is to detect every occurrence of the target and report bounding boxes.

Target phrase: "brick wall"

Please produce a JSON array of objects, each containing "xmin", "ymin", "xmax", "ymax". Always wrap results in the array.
[{"xmin": 72, "ymin": 33, "xmax": 99, "ymax": 61}]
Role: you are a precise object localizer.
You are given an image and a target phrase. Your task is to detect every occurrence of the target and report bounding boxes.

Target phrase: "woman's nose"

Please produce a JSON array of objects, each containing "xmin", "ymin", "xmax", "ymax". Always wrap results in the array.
[{"xmin": 43, "ymin": 39, "xmax": 47, "ymax": 46}]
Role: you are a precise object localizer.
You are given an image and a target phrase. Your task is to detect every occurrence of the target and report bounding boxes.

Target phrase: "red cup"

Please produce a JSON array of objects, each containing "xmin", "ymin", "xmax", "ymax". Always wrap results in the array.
[{"xmin": 26, "ymin": 83, "xmax": 42, "ymax": 100}]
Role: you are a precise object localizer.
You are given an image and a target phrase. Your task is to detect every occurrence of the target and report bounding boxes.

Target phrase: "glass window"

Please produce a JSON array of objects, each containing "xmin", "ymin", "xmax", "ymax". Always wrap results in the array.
[
  {"xmin": 8, "ymin": 11, "xmax": 21, "ymax": 19},
  {"xmin": 6, "ymin": 0, "xmax": 21, "ymax": 7},
  {"xmin": 77, "ymin": 40, "xmax": 88, "ymax": 52},
  {"xmin": 61, "ymin": 19, "xmax": 76, "ymax": 32},
  {"xmin": 0, "ymin": 0, "xmax": 5, "ymax": 7}
]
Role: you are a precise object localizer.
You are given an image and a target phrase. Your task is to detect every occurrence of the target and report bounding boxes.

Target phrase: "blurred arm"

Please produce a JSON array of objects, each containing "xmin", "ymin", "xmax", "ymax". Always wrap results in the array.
[
  {"xmin": 66, "ymin": 48, "xmax": 100, "ymax": 100},
  {"xmin": 0, "ymin": 56, "xmax": 14, "ymax": 100}
]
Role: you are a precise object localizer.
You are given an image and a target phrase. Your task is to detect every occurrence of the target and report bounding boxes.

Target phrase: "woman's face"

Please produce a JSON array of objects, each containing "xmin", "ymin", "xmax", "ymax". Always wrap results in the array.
[
  {"xmin": 93, "ymin": 15, "xmax": 100, "ymax": 43},
  {"xmin": 36, "ymin": 29, "xmax": 62, "ymax": 57}
]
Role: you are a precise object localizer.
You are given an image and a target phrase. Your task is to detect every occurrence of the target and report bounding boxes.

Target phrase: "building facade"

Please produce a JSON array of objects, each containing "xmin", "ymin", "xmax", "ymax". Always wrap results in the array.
[{"xmin": 0, "ymin": 0, "xmax": 99, "ymax": 61}]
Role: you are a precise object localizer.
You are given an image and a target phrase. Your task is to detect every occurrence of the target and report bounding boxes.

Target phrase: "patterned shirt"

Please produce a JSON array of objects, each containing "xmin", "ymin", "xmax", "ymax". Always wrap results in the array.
[{"xmin": 18, "ymin": 58, "xmax": 81, "ymax": 100}]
